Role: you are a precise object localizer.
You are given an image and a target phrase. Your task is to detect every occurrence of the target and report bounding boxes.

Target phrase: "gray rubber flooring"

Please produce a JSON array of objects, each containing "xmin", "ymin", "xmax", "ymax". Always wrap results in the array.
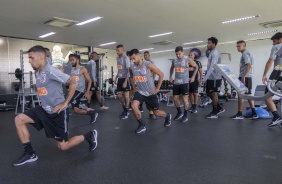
[{"xmin": 1, "ymin": 99, "xmax": 282, "ymax": 184}]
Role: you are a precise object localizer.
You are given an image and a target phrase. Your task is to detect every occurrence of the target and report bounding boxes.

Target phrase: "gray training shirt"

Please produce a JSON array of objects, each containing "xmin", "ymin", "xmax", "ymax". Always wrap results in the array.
[
  {"xmin": 173, "ymin": 55, "xmax": 189, "ymax": 85},
  {"xmin": 36, "ymin": 64, "xmax": 70, "ymax": 114},
  {"xmin": 86, "ymin": 60, "xmax": 97, "ymax": 82},
  {"xmin": 71, "ymin": 66, "xmax": 86, "ymax": 93},
  {"xmin": 131, "ymin": 60, "xmax": 155, "ymax": 97},
  {"xmin": 207, "ymin": 48, "xmax": 222, "ymax": 80},
  {"xmin": 117, "ymin": 54, "xmax": 131, "ymax": 79},
  {"xmin": 239, "ymin": 50, "xmax": 253, "ymax": 77},
  {"xmin": 270, "ymin": 43, "xmax": 282, "ymax": 71}
]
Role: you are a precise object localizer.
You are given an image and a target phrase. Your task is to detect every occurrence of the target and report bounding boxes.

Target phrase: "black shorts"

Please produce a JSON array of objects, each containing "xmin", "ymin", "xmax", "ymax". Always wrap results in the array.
[
  {"xmin": 117, "ymin": 78, "xmax": 132, "ymax": 92},
  {"xmin": 24, "ymin": 106, "xmax": 69, "ymax": 142},
  {"xmin": 173, "ymin": 83, "xmax": 189, "ymax": 95},
  {"xmin": 206, "ymin": 79, "xmax": 222, "ymax": 93},
  {"xmin": 70, "ymin": 90, "xmax": 84, "ymax": 108},
  {"xmin": 238, "ymin": 77, "xmax": 252, "ymax": 94},
  {"xmin": 133, "ymin": 92, "xmax": 159, "ymax": 110},
  {"xmin": 90, "ymin": 82, "xmax": 100, "ymax": 91},
  {"xmin": 189, "ymin": 81, "xmax": 199, "ymax": 93},
  {"xmin": 265, "ymin": 76, "xmax": 282, "ymax": 94}
]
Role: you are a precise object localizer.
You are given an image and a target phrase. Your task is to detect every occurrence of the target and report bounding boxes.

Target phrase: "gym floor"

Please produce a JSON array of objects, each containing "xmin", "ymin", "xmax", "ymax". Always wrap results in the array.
[{"xmin": 1, "ymin": 99, "xmax": 282, "ymax": 184}]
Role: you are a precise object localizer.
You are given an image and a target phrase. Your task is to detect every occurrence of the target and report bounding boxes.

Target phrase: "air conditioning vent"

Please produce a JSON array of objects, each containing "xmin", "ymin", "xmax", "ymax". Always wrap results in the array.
[
  {"xmin": 260, "ymin": 20, "xmax": 282, "ymax": 28},
  {"xmin": 44, "ymin": 17, "xmax": 78, "ymax": 28},
  {"xmin": 152, "ymin": 40, "xmax": 176, "ymax": 45}
]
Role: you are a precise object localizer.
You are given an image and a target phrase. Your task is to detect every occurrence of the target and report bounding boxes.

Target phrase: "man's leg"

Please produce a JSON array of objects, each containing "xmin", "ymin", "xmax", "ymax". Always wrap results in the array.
[
  {"xmin": 189, "ymin": 93, "xmax": 194, "ymax": 111},
  {"xmin": 266, "ymin": 96, "xmax": 282, "ymax": 127},
  {"xmin": 247, "ymin": 100, "xmax": 258, "ymax": 119},
  {"xmin": 95, "ymin": 90, "xmax": 109, "ymax": 110},
  {"xmin": 132, "ymin": 99, "xmax": 146, "ymax": 133},
  {"xmin": 153, "ymin": 110, "xmax": 172, "ymax": 127},
  {"xmin": 87, "ymin": 91, "xmax": 93, "ymax": 108},
  {"xmin": 181, "ymin": 95, "xmax": 189, "ymax": 122},
  {"xmin": 173, "ymin": 95, "xmax": 183, "ymax": 120},
  {"xmin": 73, "ymin": 107, "xmax": 98, "ymax": 124}
]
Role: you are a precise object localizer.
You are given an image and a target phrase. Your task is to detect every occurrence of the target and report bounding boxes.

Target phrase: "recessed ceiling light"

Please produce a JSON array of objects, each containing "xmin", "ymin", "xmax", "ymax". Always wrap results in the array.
[
  {"xmin": 139, "ymin": 48, "xmax": 154, "ymax": 52},
  {"xmin": 246, "ymin": 29, "xmax": 278, "ymax": 36},
  {"xmin": 39, "ymin": 32, "xmax": 56, "ymax": 38},
  {"xmin": 149, "ymin": 32, "xmax": 173, "ymax": 38},
  {"xmin": 76, "ymin": 16, "xmax": 103, "ymax": 26},
  {"xmin": 183, "ymin": 41, "xmax": 204, "ymax": 45},
  {"xmin": 222, "ymin": 15, "xmax": 260, "ymax": 24},
  {"xmin": 99, "ymin": 42, "xmax": 116, "ymax": 46}
]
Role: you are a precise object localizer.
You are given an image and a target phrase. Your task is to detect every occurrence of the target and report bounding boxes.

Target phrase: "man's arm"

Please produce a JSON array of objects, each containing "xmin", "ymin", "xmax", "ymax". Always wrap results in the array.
[
  {"xmin": 148, "ymin": 63, "xmax": 164, "ymax": 91},
  {"xmin": 187, "ymin": 59, "xmax": 198, "ymax": 79},
  {"xmin": 123, "ymin": 57, "xmax": 131, "ymax": 87},
  {"xmin": 262, "ymin": 58, "xmax": 274, "ymax": 84},
  {"xmin": 91, "ymin": 61, "xmax": 97, "ymax": 85},
  {"xmin": 169, "ymin": 61, "xmax": 174, "ymax": 84},
  {"xmin": 129, "ymin": 68, "xmax": 137, "ymax": 92},
  {"xmin": 65, "ymin": 76, "xmax": 78, "ymax": 104},
  {"xmin": 242, "ymin": 63, "xmax": 251, "ymax": 77},
  {"xmin": 82, "ymin": 67, "xmax": 92, "ymax": 93}
]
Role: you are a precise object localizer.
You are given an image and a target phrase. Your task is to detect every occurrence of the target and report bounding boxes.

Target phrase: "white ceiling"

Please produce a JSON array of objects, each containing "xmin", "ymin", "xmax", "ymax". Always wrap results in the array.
[{"xmin": 0, "ymin": 0, "xmax": 281, "ymax": 52}]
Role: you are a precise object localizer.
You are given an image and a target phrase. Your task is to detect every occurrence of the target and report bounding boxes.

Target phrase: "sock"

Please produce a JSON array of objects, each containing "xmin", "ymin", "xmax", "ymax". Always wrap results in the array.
[
  {"xmin": 23, "ymin": 142, "xmax": 34, "ymax": 155},
  {"xmin": 166, "ymin": 113, "xmax": 170, "ymax": 119},
  {"xmin": 176, "ymin": 107, "xmax": 182, "ymax": 114},
  {"xmin": 84, "ymin": 132, "xmax": 92, "ymax": 142},
  {"xmin": 192, "ymin": 104, "xmax": 196, "ymax": 109},
  {"xmin": 251, "ymin": 108, "xmax": 257, "ymax": 115},
  {"xmin": 212, "ymin": 105, "xmax": 218, "ymax": 114},
  {"xmin": 217, "ymin": 103, "xmax": 222, "ymax": 110},
  {"xmin": 125, "ymin": 108, "xmax": 128, "ymax": 113},
  {"xmin": 184, "ymin": 110, "xmax": 188, "ymax": 117},
  {"xmin": 122, "ymin": 105, "xmax": 126, "ymax": 112},
  {"xmin": 137, "ymin": 119, "xmax": 144, "ymax": 126},
  {"xmin": 87, "ymin": 103, "xmax": 91, "ymax": 108},
  {"xmin": 238, "ymin": 111, "xmax": 243, "ymax": 115},
  {"xmin": 99, "ymin": 102, "xmax": 103, "ymax": 107},
  {"xmin": 272, "ymin": 111, "xmax": 280, "ymax": 118}
]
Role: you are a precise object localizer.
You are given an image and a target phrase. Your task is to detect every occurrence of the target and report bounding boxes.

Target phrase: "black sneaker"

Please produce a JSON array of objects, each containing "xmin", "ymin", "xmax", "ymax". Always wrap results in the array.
[
  {"xmin": 139, "ymin": 108, "xmax": 144, "ymax": 113},
  {"xmin": 120, "ymin": 112, "xmax": 129, "ymax": 120},
  {"xmin": 205, "ymin": 112, "xmax": 218, "ymax": 119},
  {"xmin": 248, "ymin": 114, "xmax": 259, "ymax": 120},
  {"xmin": 181, "ymin": 116, "xmax": 188, "ymax": 122},
  {"xmin": 217, "ymin": 108, "xmax": 225, "ymax": 115},
  {"xmin": 268, "ymin": 116, "xmax": 282, "ymax": 127},
  {"xmin": 230, "ymin": 114, "xmax": 243, "ymax": 120},
  {"xmin": 149, "ymin": 114, "xmax": 157, "ymax": 120},
  {"xmin": 12, "ymin": 152, "xmax": 38, "ymax": 166},
  {"xmin": 90, "ymin": 111, "xmax": 98, "ymax": 124},
  {"xmin": 174, "ymin": 112, "xmax": 183, "ymax": 120},
  {"xmin": 191, "ymin": 109, "xmax": 198, "ymax": 114},
  {"xmin": 135, "ymin": 124, "xmax": 146, "ymax": 134},
  {"xmin": 188, "ymin": 107, "xmax": 193, "ymax": 112},
  {"xmin": 88, "ymin": 129, "xmax": 98, "ymax": 151},
  {"xmin": 164, "ymin": 113, "xmax": 172, "ymax": 126}
]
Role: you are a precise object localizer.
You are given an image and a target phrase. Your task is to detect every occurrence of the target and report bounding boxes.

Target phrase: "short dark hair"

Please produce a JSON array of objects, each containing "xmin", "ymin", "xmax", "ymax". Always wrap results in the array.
[
  {"xmin": 175, "ymin": 46, "xmax": 183, "ymax": 53},
  {"xmin": 126, "ymin": 51, "xmax": 130, "ymax": 56},
  {"xmin": 44, "ymin": 47, "xmax": 50, "ymax": 51},
  {"xmin": 116, "ymin": 44, "xmax": 124, "ymax": 49},
  {"xmin": 144, "ymin": 51, "xmax": 150, "ymax": 55},
  {"xmin": 69, "ymin": 53, "xmax": 80, "ymax": 61},
  {"xmin": 271, "ymin": 32, "xmax": 282, "ymax": 40},
  {"xmin": 28, "ymin": 45, "xmax": 46, "ymax": 54},
  {"xmin": 129, "ymin": 49, "xmax": 139, "ymax": 56},
  {"xmin": 237, "ymin": 40, "xmax": 246, "ymax": 46},
  {"xmin": 208, "ymin": 37, "xmax": 218, "ymax": 46}
]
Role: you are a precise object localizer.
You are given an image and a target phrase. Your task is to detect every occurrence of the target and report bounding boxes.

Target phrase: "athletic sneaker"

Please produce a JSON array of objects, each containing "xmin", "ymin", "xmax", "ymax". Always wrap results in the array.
[
  {"xmin": 100, "ymin": 106, "xmax": 109, "ymax": 110},
  {"xmin": 135, "ymin": 124, "xmax": 146, "ymax": 134},
  {"xmin": 205, "ymin": 112, "xmax": 218, "ymax": 119},
  {"xmin": 139, "ymin": 107, "xmax": 144, "ymax": 113},
  {"xmin": 230, "ymin": 114, "xmax": 244, "ymax": 120},
  {"xmin": 90, "ymin": 111, "xmax": 99, "ymax": 124},
  {"xmin": 217, "ymin": 108, "xmax": 225, "ymax": 115},
  {"xmin": 174, "ymin": 112, "xmax": 183, "ymax": 120},
  {"xmin": 120, "ymin": 112, "xmax": 129, "ymax": 120},
  {"xmin": 248, "ymin": 114, "xmax": 259, "ymax": 120},
  {"xmin": 188, "ymin": 107, "xmax": 193, "ymax": 112},
  {"xmin": 12, "ymin": 152, "xmax": 38, "ymax": 166},
  {"xmin": 149, "ymin": 114, "xmax": 157, "ymax": 120},
  {"xmin": 181, "ymin": 116, "xmax": 188, "ymax": 122},
  {"xmin": 88, "ymin": 129, "xmax": 98, "ymax": 151},
  {"xmin": 268, "ymin": 116, "xmax": 282, "ymax": 127},
  {"xmin": 191, "ymin": 109, "xmax": 198, "ymax": 114},
  {"xmin": 164, "ymin": 113, "xmax": 172, "ymax": 127}
]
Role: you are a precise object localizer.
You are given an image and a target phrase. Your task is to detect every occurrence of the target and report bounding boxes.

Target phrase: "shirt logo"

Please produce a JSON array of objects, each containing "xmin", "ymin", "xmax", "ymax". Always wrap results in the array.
[
  {"xmin": 37, "ymin": 87, "xmax": 48, "ymax": 96},
  {"xmin": 73, "ymin": 76, "xmax": 79, "ymax": 81},
  {"xmin": 117, "ymin": 65, "xmax": 123, "ymax": 70},
  {"xmin": 39, "ymin": 73, "xmax": 46, "ymax": 83},
  {"xmin": 141, "ymin": 67, "xmax": 147, "ymax": 75},
  {"xmin": 175, "ymin": 67, "xmax": 184, "ymax": 73},
  {"xmin": 134, "ymin": 76, "xmax": 147, "ymax": 82},
  {"xmin": 181, "ymin": 60, "xmax": 186, "ymax": 67}
]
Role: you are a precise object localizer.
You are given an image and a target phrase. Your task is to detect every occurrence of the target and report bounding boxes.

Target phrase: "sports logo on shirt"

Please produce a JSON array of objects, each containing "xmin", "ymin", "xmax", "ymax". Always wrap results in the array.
[
  {"xmin": 175, "ymin": 67, "xmax": 184, "ymax": 72},
  {"xmin": 181, "ymin": 60, "xmax": 186, "ymax": 67},
  {"xmin": 37, "ymin": 87, "xmax": 48, "ymax": 96},
  {"xmin": 73, "ymin": 76, "xmax": 79, "ymax": 81},
  {"xmin": 134, "ymin": 76, "xmax": 147, "ymax": 82},
  {"xmin": 72, "ymin": 69, "xmax": 80, "ymax": 75},
  {"xmin": 117, "ymin": 65, "xmax": 122, "ymax": 70},
  {"xmin": 141, "ymin": 67, "xmax": 147, "ymax": 75},
  {"xmin": 39, "ymin": 73, "xmax": 46, "ymax": 83}
]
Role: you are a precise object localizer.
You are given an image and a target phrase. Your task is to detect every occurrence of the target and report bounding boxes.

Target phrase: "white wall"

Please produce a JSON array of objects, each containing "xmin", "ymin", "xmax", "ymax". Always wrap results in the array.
[{"xmin": 151, "ymin": 39, "xmax": 273, "ymax": 91}]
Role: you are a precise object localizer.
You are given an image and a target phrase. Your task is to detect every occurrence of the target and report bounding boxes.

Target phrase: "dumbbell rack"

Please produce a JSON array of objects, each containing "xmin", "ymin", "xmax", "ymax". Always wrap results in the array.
[{"xmin": 14, "ymin": 50, "xmax": 40, "ymax": 115}]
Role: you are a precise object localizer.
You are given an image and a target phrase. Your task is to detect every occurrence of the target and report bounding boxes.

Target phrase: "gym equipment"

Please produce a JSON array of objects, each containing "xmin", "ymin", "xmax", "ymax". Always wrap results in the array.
[
  {"xmin": 190, "ymin": 48, "xmax": 201, "ymax": 60},
  {"xmin": 246, "ymin": 108, "xmax": 271, "ymax": 119}
]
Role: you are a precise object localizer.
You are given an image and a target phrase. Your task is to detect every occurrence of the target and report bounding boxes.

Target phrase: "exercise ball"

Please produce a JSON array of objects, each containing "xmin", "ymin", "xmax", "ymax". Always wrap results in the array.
[
  {"xmin": 190, "ymin": 48, "xmax": 201, "ymax": 60},
  {"xmin": 245, "ymin": 107, "xmax": 271, "ymax": 119}
]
